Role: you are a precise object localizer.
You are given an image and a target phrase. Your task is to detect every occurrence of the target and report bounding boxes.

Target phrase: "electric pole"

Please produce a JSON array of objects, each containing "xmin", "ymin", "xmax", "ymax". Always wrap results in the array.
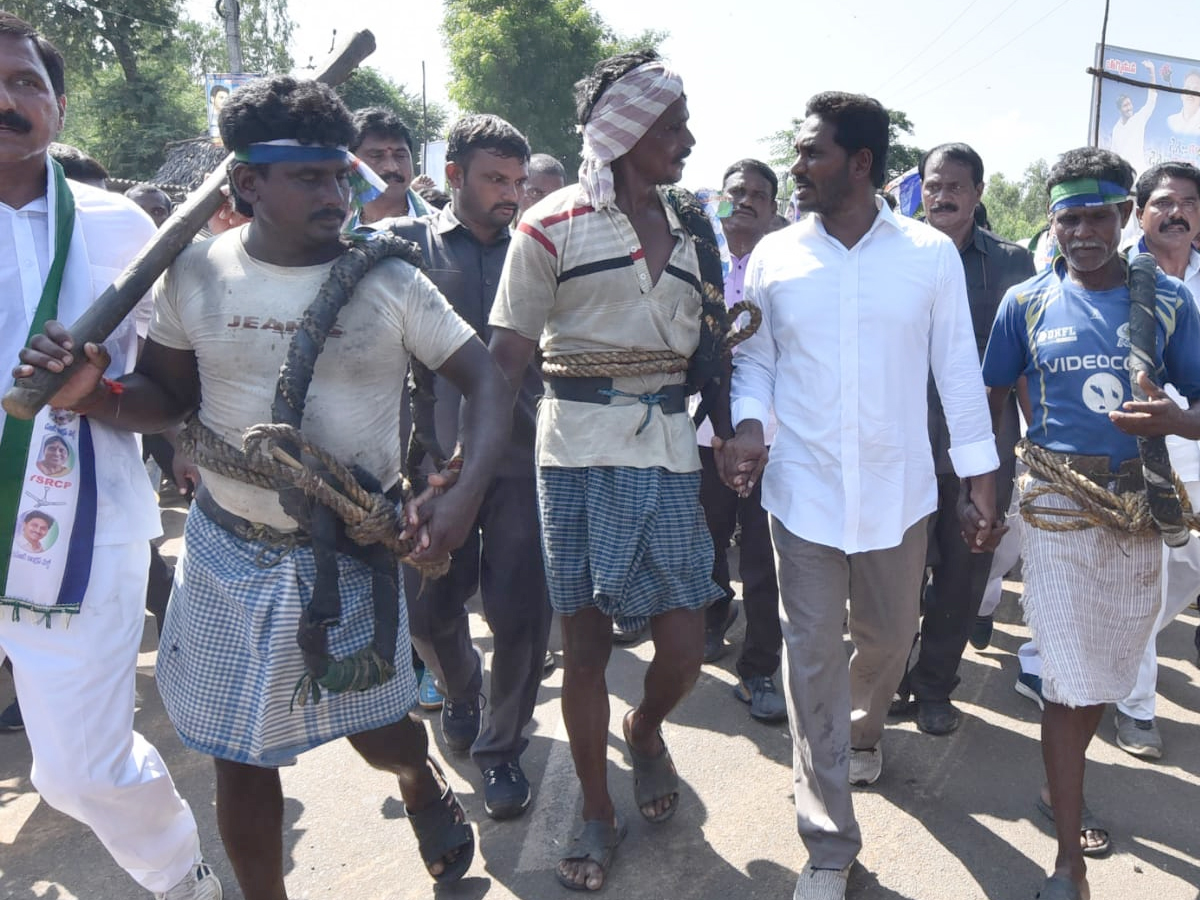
[{"xmin": 217, "ymin": 0, "xmax": 244, "ymax": 74}]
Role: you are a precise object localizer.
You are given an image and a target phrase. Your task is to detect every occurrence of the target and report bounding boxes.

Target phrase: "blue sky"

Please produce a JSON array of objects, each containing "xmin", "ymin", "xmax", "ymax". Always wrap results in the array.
[{"xmin": 188, "ymin": 0, "xmax": 1199, "ymax": 187}]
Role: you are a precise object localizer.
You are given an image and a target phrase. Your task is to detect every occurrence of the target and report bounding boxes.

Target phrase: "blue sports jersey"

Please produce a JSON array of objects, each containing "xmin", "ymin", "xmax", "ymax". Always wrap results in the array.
[{"xmin": 983, "ymin": 258, "xmax": 1200, "ymax": 467}]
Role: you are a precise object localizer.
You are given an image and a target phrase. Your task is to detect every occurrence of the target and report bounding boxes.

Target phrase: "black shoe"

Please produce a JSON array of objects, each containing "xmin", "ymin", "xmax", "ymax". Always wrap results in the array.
[
  {"xmin": 969, "ymin": 615, "xmax": 994, "ymax": 651},
  {"xmin": 888, "ymin": 692, "xmax": 914, "ymax": 717},
  {"xmin": 441, "ymin": 694, "xmax": 482, "ymax": 753},
  {"xmin": 612, "ymin": 621, "xmax": 647, "ymax": 644},
  {"xmin": 703, "ymin": 603, "xmax": 739, "ymax": 663},
  {"xmin": 482, "ymin": 760, "xmax": 532, "ymax": 820},
  {"xmin": 542, "ymin": 650, "xmax": 556, "ymax": 677},
  {"xmin": 0, "ymin": 698, "xmax": 23, "ymax": 732},
  {"xmin": 916, "ymin": 700, "xmax": 961, "ymax": 735}
]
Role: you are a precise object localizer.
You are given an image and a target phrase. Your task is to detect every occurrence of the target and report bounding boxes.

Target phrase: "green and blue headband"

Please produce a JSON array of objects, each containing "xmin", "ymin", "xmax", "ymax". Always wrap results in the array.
[{"xmin": 1048, "ymin": 177, "xmax": 1130, "ymax": 213}]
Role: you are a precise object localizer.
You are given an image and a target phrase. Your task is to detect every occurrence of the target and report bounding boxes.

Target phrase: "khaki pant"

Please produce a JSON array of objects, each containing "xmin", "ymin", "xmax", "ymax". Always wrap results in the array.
[{"xmin": 772, "ymin": 516, "xmax": 928, "ymax": 869}]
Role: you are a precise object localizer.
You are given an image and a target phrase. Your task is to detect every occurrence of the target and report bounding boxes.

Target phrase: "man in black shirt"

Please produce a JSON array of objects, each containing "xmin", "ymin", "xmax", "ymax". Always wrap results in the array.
[
  {"xmin": 384, "ymin": 115, "xmax": 549, "ymax": 820},
  {"xmin": 893, "ymin": 143, "xmax": 1034, "ymax": 735}
]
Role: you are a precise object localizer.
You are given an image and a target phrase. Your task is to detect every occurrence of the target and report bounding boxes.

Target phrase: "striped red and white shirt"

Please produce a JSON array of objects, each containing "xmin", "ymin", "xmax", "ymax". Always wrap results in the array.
[{"xmin": 491, "ymin": 186, "xmax": 705, "ymax": 472}]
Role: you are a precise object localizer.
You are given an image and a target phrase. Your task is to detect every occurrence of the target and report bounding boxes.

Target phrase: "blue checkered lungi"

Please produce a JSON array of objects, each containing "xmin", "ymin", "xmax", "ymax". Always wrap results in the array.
[
  {"xmin": 537, "ymin": 466, "xmax": 722, "ymax": 631},
  {"xmin": 157, "ymin": 506, "xmax": 418, "ymax": 767}
]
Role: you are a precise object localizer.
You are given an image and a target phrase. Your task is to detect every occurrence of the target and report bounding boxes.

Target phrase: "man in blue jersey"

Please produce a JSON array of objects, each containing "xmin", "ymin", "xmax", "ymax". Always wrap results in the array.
[{"xmin": 982, "ymin": 147, "xmax": 1200, "ymax": 900}]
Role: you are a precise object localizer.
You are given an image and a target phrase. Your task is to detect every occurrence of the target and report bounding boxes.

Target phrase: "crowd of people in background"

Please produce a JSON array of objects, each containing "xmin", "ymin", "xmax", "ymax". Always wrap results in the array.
[{"xmin": 3, "ymin": 10, "xmax": 1200, "ymax": 900}]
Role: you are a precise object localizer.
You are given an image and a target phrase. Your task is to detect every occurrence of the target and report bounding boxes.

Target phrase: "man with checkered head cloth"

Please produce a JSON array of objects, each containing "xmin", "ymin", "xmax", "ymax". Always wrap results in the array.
[
  {"xmin": 983, "ymin": 147, "xmax": 1200, "ymax": 900},
  {"xmin": 489, "ymin": 49, "xmax": 726, "ymax": 891}
]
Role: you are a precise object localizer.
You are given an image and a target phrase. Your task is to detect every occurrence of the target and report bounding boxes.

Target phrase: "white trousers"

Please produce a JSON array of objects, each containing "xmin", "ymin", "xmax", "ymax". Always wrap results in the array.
[
  {"xmin": 0, "ymin": 541, "xmax": 200, "ymax": 893},
  {"xmin": 1008, "ymin": 481, "xmax": 1200, "ymax": 718}
]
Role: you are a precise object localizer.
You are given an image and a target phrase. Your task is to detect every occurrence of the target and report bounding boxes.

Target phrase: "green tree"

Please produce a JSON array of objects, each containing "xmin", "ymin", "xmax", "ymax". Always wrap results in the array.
[
  {"xmin": 336, "ymin": 67, "xmax": 449, "ymax": 166},
  {"xmin": 9, "ymin": 0, "xmax": 204, "ymax": 178},
  {"xmin": 983, "ymin": 159, "xmax": 1050, "ymax": 242},
  {"xmin": 179, "ymin": 0, "xmax": 294, "ymax": 77},
  {"xmin": 442, "ymin": 0, "xmax": 667, "ymax": 170},
  {"xmin": 9, "ymin": 0, "xmax": 295, "ymax": 179}
]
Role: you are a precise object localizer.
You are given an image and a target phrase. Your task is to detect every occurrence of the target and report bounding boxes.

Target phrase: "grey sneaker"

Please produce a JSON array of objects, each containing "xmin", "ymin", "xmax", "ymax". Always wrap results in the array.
[
  {"xmin": 1114, "ymin": 710, "xmax": 1163, "ymax": 759},
  {"xmin": 793, "ymin": 864, "xmax": 850, "ymax": 900},
  {"xmin": 155, "ymin": 861, "xmax": 222, "ymax": 900},
  {"xmin": 733, "ymin": 675, "xmax": 787, "ymax": 723},
  {"xmin": 848, "ymin": 744, "xmax": 882, "ymax": 786}
]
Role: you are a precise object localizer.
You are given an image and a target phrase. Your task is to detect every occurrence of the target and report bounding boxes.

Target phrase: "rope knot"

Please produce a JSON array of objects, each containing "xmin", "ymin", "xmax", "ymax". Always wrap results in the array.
[{"xmin": 346, "ymin": 492, "xmax": 399, "ymax": 546}]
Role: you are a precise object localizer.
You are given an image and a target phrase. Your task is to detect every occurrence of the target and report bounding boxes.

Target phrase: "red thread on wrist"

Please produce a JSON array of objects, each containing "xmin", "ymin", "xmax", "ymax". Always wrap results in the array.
[{"xmin": 101, "ymin": 378, "xmax": 124, "ymax": 395}]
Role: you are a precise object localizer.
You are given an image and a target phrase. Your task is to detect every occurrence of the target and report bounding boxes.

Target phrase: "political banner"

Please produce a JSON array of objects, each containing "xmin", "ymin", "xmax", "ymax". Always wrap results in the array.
[
  {"xmin": 1091, "ymin": 44, "xmax": 1200, "ymax": 177},
  {"xmin": 204, "ymin": 73, "xmax": 262, "ymax": 142}
]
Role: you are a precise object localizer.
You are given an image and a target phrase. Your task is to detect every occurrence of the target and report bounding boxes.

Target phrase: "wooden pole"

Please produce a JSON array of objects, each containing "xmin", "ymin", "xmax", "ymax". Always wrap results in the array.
[{"xmin": 2, "ymin": 30, "xmax": 378, "ymax": 420}]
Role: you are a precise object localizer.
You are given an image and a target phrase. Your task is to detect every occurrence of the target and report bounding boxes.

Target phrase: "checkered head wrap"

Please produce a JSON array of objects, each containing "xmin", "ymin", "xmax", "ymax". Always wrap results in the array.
[{"xmin": 578, "ymin": 61, "xmax": 685, "ymax": 209}]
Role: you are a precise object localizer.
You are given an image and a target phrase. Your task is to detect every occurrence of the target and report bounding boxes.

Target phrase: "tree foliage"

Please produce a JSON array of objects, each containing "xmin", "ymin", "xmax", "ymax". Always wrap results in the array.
[
  {"xmin": 983, "ymin": 159, "xmax": 1051, "ymax": 242},
  {"xmin": 8, "ymin": 0, "xmax": 203, "ymax": 178},
  {"xmin": 336, "ymin": 67, "xmax": 450, "ymax": 165},
  {"xmin": 764, "ymin": 108, "xmax": 924, "ymax": 183},
  {"xmin": 442, "ymin": 0, "xmax": 667, "ymax": 171},
  {"xmin": 180, "ymin": 0, "xmax": 294, "ymax": 78},
  {"xmin": 6, "ymin": 0, "xmax": 293, "ymax": 179}
]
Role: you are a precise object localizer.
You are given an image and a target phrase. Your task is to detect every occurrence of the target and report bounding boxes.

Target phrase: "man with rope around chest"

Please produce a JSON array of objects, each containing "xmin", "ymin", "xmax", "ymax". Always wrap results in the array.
[{"xmin": 17, "ymin": 76, "xmax": 514, "ymax": 898}]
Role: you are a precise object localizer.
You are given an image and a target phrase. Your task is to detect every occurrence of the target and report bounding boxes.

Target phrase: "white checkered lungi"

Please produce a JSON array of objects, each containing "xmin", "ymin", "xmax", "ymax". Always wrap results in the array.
[
  {"xmin": 1019, "ymin": 476, "xmax": 1163, "ymax": 707},
  {"xmin": 157, "ymin": 506, "xmax": 418, "ymax": 767}
]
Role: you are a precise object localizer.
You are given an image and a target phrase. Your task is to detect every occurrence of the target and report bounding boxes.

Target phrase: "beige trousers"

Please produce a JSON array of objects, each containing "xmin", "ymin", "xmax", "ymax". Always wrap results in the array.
[{"xmin": 772, "ymin": 516, "xmax": 928, "ymax": 869}]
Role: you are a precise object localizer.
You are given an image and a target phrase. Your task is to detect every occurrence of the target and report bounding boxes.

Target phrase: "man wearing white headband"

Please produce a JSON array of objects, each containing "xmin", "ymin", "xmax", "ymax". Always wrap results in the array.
[
  {"xmin": 490, "ymin": 49, "xmax": 724, "ymax": 891},
  {"xmin": 983, "ymin": 147, "xmax": 1200, "ymax": 900}
]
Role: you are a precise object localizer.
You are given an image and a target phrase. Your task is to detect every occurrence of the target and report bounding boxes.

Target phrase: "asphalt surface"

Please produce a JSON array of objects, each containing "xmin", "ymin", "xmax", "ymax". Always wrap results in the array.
[{"xmin": 1, "ymin": 498, "xmax": 1198, "ymax": 900}]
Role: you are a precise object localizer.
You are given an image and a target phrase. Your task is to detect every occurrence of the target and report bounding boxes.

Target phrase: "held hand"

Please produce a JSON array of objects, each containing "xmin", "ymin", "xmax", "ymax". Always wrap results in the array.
[
  {"xmin": 1109, "ymin": 371, "xmax": 1184, "ymax": 437},
  {"xmin": 400, "ymin": 462, "xmax": 472, "ymax": 562},
  {"xmin": 402, "ymin": 486, "xmax": 479, "ymax": 563},
  {"xmin": 713, "ymin": 423, "xmax": 768, "ymax": 498},
  {"xmin": 14, "ymin": 321, "xmax": 110, "ymax": 411},
  {"xmin": 957, "ymin": 472, "xmax": 1008, "ymax": 553},
  {"xmin": 171, "ymin": 452, "xmax": 201, "ymax": 499}
]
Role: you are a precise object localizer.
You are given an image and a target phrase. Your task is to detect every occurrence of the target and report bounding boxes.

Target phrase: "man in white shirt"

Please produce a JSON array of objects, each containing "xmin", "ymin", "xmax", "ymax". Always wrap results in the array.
[
  {"xmin": 718, "ymin": 91, "xmax": 1000, "ymax": 900},
  {"xmin": 1108, "ymin": 61, "xmax": 1157, "ymax": 176},
  {"xmin": 1165, "ymin": 70, "xmax": 1200, "ymax": 134},
  {"xmin": 0, "ymin": 14, "xmax": 218, "ymax": 900}
]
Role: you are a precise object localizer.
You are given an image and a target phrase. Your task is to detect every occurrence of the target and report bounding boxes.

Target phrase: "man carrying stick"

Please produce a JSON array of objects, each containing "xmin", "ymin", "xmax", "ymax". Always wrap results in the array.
[
  {"xmin": 982, "ymin": 147, "xmax": 1200, "ymax": 900},
  {"xmin": 0, "ymin": 13, "xmax": 219, "ymax": 900},
  {"xmin": 18, "ymin": 75, "xmax": 512, "ymax": 897}
]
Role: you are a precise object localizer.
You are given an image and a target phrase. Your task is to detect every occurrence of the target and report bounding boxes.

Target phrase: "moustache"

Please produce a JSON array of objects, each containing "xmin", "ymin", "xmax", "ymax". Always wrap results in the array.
[
  {"xmin": 1160, "ymin": 218, "xmax": 1192, "ymax": 232},
  {"xmin": 309, "ymin": 209, "xmax": 347, "ymax": 223},
  {"xmin": 930, "ymin": 204, "xmax": 958, "ymax": 214},
  {"xmin": 492, "ymin": 203, "xmax": 518, "ymax": 216},
  {"xmin": 1066, "ymin": 241, "xmax": 1107, "ymax": 254},
  {"xmin": 0, "ymin": 110, "xmax": 33, "ymax": 133},
  {"xmin": 381, "ymin": 172, "xmax": 407, "ymax": 184}
]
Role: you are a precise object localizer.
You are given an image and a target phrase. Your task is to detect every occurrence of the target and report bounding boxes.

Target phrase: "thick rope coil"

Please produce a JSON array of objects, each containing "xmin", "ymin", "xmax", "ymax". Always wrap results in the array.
[
  {"xmin": 541, "ymin": 297, "xmax": 762, "ymax": 380},
  {"xmin": 181, "ymin": 417, "xmax": 450, "ymax": 577},
  {"xmin": 1017, "ymin": 439, "xmax": 1198, "ymax": 536}
]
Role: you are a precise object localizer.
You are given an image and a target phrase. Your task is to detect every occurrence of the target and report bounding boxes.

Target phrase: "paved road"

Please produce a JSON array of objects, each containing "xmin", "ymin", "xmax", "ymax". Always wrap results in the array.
[{"xmin": 2, "ymin": 503, "xmax": 1198, "ymax": 900}]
